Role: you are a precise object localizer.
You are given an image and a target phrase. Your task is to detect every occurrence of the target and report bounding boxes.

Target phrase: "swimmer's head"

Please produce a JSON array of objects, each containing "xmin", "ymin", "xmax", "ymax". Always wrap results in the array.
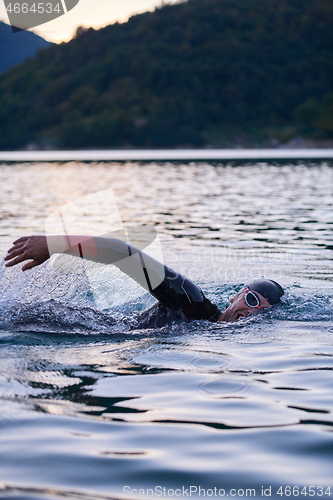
[
  {"xmin": 218, "ymin": 279, "xmax": 284, "ymax": 322},
  {"xmin": 247, "ymin": 279, "xmax": 284, "ymax": 305}
]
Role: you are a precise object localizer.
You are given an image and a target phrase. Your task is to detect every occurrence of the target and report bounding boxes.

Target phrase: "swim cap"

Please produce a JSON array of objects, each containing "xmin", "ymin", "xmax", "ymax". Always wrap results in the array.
[{"xmin": 247, "ymin": 279, "xmax": 284, "ymax": 305}]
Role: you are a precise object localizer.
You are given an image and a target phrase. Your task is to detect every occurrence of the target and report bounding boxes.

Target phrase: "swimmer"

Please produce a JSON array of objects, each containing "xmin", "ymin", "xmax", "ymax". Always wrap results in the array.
[{"xmin": 4, "ymin": 235, "xmax": 284, "ymax": 325}]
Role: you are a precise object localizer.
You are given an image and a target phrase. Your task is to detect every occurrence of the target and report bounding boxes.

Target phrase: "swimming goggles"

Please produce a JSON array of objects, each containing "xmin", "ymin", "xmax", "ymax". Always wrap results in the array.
[{"xmin": 243, "ymin": 287, "xmax": 261, "ymax": 308}]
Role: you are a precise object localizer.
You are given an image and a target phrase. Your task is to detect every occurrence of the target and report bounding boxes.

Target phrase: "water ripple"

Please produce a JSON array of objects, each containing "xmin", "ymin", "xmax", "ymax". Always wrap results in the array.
[{"xmin": 1, "ymin": 161, "xmax": 333, "ymax": 496}]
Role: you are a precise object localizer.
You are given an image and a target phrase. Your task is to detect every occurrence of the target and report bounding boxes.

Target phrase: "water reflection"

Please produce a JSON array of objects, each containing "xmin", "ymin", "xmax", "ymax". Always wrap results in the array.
[{"xmin": 1, "ymin": 161, "xmax": 333, "ymax": 497}]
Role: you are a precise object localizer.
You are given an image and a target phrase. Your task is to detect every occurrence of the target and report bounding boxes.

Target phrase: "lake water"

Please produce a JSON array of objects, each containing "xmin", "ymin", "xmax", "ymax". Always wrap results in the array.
[{"xmin": 0, "ymin": 159, "xmax": 332, "ymax": 500}]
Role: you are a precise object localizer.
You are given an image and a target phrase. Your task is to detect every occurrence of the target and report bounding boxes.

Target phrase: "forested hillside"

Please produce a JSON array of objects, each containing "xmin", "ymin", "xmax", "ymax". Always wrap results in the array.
[
  {"xmin": 0, "ymin": 21, "xmax": 51, "ymax": 75},
  {"xmin": 0, "ymin": 0, "xmax": 332, "ymax": 149}
]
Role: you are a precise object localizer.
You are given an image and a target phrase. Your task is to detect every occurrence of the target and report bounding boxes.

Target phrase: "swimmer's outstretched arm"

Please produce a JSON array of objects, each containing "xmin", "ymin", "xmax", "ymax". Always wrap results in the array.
[
  {"xmin": 5, "ymin": 235, "xmax": 140, "ymax": 269},
  {"xmin": 4, "ymin": 234, "xmax": 221, "ymax": 321},
  {"xmin": 4, "ymin": 234, "xmax": 165, "ymax": 290}
]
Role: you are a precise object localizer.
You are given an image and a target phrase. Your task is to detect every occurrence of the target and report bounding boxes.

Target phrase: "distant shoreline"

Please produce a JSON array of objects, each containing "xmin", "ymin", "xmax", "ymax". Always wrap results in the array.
[{"xmin": 0, "ymin": 148, "xmax": 332, "ymax": 163}]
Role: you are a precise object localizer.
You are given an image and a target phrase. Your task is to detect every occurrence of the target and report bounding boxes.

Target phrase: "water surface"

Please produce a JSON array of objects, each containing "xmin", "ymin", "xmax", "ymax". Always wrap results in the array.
[{"xmin": 0, "ymin": 160, "xmax": 332, "ymax": 500}]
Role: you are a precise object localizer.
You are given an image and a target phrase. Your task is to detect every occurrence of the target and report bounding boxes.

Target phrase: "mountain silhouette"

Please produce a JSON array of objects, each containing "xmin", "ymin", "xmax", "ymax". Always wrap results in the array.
[
  {"xmin": 0, "ymin": 21, "xmax": 51, "ymax": 74},
  {"xmin": 0, "ymin": 0, "xmax": 332, "ymax": 150}
]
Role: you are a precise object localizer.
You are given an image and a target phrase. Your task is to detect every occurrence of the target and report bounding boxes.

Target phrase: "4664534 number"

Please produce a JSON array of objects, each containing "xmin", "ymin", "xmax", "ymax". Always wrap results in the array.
[
  {"xmin": 277, "ymin": 486, "xmax": 331, "ymax": 497},
  {"xmin": 6, "ymin": 3, "xmax": 61, "ymax": 14}
]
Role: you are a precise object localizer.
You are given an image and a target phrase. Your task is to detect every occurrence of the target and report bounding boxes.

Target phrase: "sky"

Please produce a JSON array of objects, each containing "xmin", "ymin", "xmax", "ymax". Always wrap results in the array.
[{"xmin": 0, "ymin": 0, "xmax": 179, "ymax": 43}]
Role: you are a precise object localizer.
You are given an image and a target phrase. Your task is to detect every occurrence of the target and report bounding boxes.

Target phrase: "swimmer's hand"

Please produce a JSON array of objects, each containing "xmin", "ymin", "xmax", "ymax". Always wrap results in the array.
[{"xmin": 4, "ymin": 236, "xmax": 50, "ymax": 271}]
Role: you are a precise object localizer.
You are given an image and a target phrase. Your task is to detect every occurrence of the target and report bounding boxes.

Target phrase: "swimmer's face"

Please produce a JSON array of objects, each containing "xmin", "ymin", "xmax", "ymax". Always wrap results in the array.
[{"xmin": 218, "ymin": 289, "xmax": 271, "ymax": 322}]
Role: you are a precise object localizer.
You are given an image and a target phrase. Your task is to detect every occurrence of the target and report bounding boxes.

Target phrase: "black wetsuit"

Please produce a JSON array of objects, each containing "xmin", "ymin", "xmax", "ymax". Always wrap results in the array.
[
  {"xmin": 72, "ymin": 236, "xmax": 221, "ymax": 327},
  {"xmin": 134, "ymin": 264, "xmax": 221, "ymax": 328}
]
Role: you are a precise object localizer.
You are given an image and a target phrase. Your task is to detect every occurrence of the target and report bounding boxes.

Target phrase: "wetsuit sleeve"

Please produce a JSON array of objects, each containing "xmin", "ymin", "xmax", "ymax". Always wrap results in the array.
[
  {"xmin": 151, "ymin": 266, "xmax": 221, "ymax": 322},
  {"xmin": 61, "ymin": 236, "xmax": 221, "ymax": 323}
]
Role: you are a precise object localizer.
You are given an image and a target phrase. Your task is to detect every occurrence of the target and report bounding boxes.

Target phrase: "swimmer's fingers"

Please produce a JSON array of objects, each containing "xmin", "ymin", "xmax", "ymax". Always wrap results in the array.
[
  {"xmin": 5, "ymin": 253, "xmax": 44, "ymax": 271},
  {"xmin": 5, "ymin": 236, "xmax": 32, "ymax": 257},
  {"xmin": 4, "ymin": 251, "xmax": 30, "ymax": 267},
  {"xmin": 22, "ymin": 260, "xmax": 43, "ymax": 272},
  {"xmin": 4, "ymin": 245, "xmax": 26, "ymax": 260},
  {"xmin": 12, "ymin": 236, "xmax": 29, "ymax": 245}
]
